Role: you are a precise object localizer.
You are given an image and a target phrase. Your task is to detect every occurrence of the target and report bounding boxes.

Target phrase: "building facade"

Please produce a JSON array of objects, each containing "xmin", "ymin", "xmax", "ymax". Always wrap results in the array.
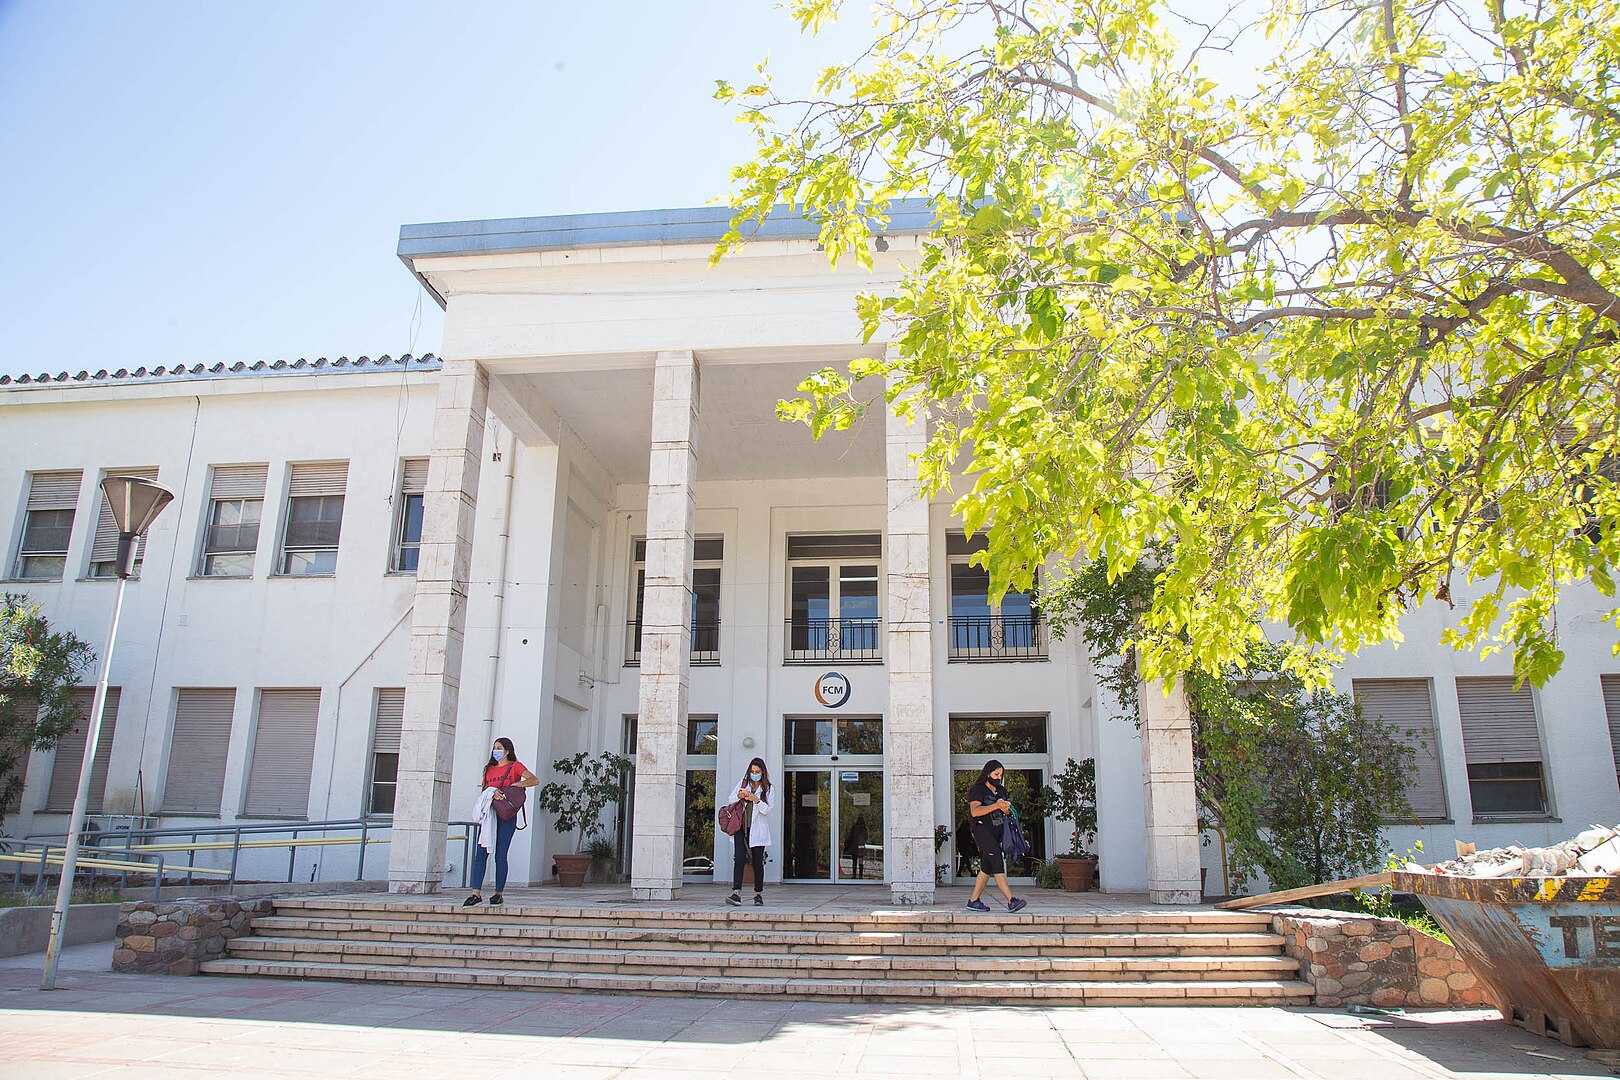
[{"xmin": 3, "ymin": 206, "xmax": 1618, "ymax": 902}]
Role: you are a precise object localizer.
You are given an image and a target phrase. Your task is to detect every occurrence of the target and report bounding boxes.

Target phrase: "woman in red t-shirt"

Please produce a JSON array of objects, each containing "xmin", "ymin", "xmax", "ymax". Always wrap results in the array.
[{"xmin": 465, "ymin": 737, "xmax": 538, "ymax": 907}]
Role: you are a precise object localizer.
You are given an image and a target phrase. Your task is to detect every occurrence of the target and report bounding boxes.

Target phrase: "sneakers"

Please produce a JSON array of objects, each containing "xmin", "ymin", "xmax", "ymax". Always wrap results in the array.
[
  {"xmin": 965, "ymin": 899, "xmax": 991, "ymax": 912},
  {"xmin": 462, "ymin": 894, "xmax": 482, "ymax": 907},
  {"xmin": 726, "ymin": 893, "xmax": 743, "ymax": 906},
  {"xmin": 489, "ymin": 893, "xmax": 503, "ymax": 906},
  {"xmin": 1008, "ymin": 897, "xmax": 1028, "ymax": 913},
  {"xmin": 753, "ymin": 894, "xmax": 764, "ymax": 906}
]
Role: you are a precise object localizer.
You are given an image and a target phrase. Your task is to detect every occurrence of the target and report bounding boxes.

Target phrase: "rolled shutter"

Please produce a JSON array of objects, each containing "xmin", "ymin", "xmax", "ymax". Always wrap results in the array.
[
  {"xmin": 1602, "ymin": 675, "xmax": 1620, "ymax": 780},
  {"xmin": 45, "ymin": 688, "xmax": 120, "ymax": 812},
  {"xmin": 372, "ymin": 689, "xmax": 404, "ymax": 754},
  {"xmin": 1456, "ymin": 677, "xmax": 1544, "ymax": 764},
  {"xmin": 400, "ymin": 459, "xmax": 429, "ymax": 495},
  {"xmin": 1354, "ymin": 678, "xmax": 1448, "ymax": 821},
  {"xmin": 287, "ymin": 462, "xmax": 348, "ymax": 497},
  {"xmin": 1, "ymin": 694, "xmax": 40, "ymax": 813},
  {"xmin": 27, "ymin": 471, "xmax": 83, "ymax": 511},
  {"xmin": 243, "ymin": 690, "xmax": 320, "ymax": 818},
  {"xmin": 89, "ymin": 468, "xmax": 159, "ymax": 564},
  {"xmin": 209, "ymin": 465, "xmax": 268, "ymax": 500},
  {"xmin": 160, "ymin": 689, "xmax": 236, "ymax": 815}
]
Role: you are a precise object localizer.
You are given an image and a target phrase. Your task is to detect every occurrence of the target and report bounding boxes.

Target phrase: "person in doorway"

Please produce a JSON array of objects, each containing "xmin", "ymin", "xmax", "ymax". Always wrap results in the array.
[
  {"xmin": 965, "ymin": 759, "xmax": 1027, "ymax": 913},
  {"xmin": 843, "ymin": 813, "xmax": 869, "ymax": 879},
  {"xmin": 726, "ymin": 757, "xmax": 773, "ymax": 906},
  {"xmin": 465, "ymin": 737, "xmax": 538, "ymax": 907}
]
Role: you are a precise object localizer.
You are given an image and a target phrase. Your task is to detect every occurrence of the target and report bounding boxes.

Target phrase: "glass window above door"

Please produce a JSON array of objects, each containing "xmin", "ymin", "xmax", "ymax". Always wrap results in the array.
[
  {"xmin": 786, "ymin": 716, "xmax": 884, "ymax": 757},
  {"xmin": 785, "ymin": 534, "xmax": 883, "ymax": 664}
]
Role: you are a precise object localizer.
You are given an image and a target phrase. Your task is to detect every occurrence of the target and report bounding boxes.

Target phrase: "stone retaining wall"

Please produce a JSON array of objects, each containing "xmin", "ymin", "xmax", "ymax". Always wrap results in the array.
[
  {"xmin": 1269, "ymin": 907, "xmax": 1487, "ymax": 1008},
  {"xmin": 113, "ymin": 898, "xmax": 270, "ymax": 975}
]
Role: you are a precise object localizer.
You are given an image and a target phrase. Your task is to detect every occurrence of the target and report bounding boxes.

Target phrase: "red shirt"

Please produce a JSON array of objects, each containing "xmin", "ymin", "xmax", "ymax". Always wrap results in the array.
[{"xmin": 484, "ymin": 761, "xmax": 526, "ymax": 789}]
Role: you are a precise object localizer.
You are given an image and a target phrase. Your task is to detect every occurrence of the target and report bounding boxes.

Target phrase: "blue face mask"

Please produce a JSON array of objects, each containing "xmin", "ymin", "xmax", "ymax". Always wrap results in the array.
[{"xmin": 749, "ymin": 771, "xmax": 762, "ymax": 781}]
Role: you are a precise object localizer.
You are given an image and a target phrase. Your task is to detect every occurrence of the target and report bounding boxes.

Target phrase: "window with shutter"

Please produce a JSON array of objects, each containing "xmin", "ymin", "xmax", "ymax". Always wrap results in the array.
[
  {"xmin": 200, "ymin": 465, "xmax": 268, "ymax": 577},
  {"xmin": 1601, "ymin": 675, "xmax": 1620, "ymax": 784},
  {"xmin": 1456, "ymin": 676, "xmax": 1548, "ymax": 817},
  {"xmin": 369, "ymin": 688, "xmax": 405, "ymax": 815},
  {"xmin": 88, "ymin": 468, "xmax": 159, "ymax": 578},
  {"xmin": 14, "ymin": 470, "xmax": 83, "ymax": 580},
  {"xmin": 1, "ymin": 694, "xmax": 40, "ymax": 814},
  {"xmin": 392, "ymin": 460, "xmax": 428, "ymax": 573},
  {"xmin": 243, "ymin": 689, "xmax": 320, "ymax": 818},
  {"xmin": 160, "ymin": 689, "xmax": 236, "ymax": 815},
  {"xmin": 45, "ymin": 688, "xmax": 120, "ymax": 812},
  {"xmin": 279, "ymin": 463, "xmax": 347, "ymax": 576},
  {"xmin": 1353, "ymin": 678, "xmax": 1448, "ymax": 822}
]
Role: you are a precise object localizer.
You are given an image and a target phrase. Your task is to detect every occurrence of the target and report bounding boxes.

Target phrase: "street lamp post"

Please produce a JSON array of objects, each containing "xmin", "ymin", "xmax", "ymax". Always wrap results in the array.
[{"xmin": 41, "ymin": 475, "xmax": 173, "ymax": 991}]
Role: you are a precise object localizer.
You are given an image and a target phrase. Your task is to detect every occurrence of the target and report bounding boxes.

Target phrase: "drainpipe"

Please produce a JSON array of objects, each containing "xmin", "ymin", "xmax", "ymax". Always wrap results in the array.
[{"xmin": 484, "ymin": 423, "xmax": 518, "ymax": 725}]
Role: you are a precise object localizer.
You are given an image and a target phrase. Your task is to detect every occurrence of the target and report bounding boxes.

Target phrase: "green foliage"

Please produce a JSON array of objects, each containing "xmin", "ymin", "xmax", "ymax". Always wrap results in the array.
[
  {"xmin": 1042, "ymin": 757, "xmax": 1098, "ymax": 857},
  {"xmin": 722, "ymin": 0, "xmax": 1620, "ymax": 688},
  {"xmin": 535, "ymin": 751, "xmax": 631, "ymax": 853},
  {"xmin": 1, "ymin": 594, "xmax": 94, "ymax": 829},
  {"xmin": 1354, "ymin": 842, "xmax": 1451, "ymax": 942},
  {"xmin": 934, "ymin": 823, "xmax": 951, "ymax": 851},
  {"xmin": 1032, "ymin": 857, "xmax": 1066, "ymax": 889}
]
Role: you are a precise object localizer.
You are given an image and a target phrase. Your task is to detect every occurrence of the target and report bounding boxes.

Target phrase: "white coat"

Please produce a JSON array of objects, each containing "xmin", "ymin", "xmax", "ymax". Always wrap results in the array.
[
  {"xmin": 472, "ymin": 787, "xmax": 499, "ymax": 853},
  {"xmin": 731, "ymin": 772, "xmax": 773, "ymax": 849}
]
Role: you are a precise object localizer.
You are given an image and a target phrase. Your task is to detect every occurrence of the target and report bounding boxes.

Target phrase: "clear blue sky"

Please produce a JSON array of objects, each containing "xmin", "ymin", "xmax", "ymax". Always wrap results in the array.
[{"xmin": 0, "ymin": 1, "xmax": 863, "ymax": 378}]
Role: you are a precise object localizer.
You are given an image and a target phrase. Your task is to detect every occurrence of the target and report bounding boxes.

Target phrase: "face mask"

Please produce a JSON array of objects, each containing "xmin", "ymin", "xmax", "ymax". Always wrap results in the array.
[
  {"xmin": 492, "ymin": 751, "xmax": 505, "ymax": 762},
  {"xmin": 749, "ymin": 771, "xmax": 762, "ymax": 781}
]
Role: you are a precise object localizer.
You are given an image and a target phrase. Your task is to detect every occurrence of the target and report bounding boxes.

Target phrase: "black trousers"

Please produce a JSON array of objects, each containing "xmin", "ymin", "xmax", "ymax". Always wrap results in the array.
[{"xmin": 732, "ymin": 829, "xmax": 765, "ymax": 892}]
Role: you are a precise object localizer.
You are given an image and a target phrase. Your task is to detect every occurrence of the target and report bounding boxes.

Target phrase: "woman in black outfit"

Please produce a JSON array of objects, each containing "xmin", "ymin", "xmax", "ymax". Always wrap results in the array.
[{"xmin": 964, "ymin": 759, "xmax": 1026, "ymax": 912}]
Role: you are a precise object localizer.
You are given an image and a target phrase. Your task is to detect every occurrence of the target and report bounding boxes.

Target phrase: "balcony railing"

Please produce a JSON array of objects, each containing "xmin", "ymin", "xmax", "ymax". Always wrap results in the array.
[
  {"xmin": 785, "ymin": 617, "xmax": 883, "ymax": 663},
  {"xmin": 948, "ymin": 613, "xmax": 1047, "ymax": 661},
  {"xmin": 625, "ymin": 620, "xmax": 721, "ymax": 666}
]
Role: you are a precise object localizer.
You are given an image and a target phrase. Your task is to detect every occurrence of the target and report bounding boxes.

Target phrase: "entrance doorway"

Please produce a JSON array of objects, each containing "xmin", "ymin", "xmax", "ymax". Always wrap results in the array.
[{"xmin": 782, "ymin": 715, "xmax": 884, "ymax": 881}]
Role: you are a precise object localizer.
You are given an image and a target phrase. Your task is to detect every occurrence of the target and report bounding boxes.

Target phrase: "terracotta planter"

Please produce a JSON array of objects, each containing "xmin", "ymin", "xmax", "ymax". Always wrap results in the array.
[
  {"xmin": 1055, "ymin": 856, "xmax": 1097, "ymax": 892},
  {"xmin": 554, "ymin": 852, "xmax": 592, "ymax": 887}
]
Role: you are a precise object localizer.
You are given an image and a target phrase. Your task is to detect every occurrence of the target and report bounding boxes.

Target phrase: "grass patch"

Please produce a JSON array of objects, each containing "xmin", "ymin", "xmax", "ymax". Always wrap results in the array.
[{"xmin": 0, "ymin": 888, "xmax": 127, "ymax": 909}]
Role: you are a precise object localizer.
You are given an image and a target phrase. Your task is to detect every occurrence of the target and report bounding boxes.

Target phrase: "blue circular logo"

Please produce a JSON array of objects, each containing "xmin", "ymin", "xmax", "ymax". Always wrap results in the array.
[{"xmin": 814, "ymin": 671, "xmax": 851, "ymax": 709}]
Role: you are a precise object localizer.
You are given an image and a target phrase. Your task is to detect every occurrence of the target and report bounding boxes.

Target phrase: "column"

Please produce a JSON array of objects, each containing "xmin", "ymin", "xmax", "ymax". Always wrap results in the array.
[
  {"xmin": 630, "ymin": 349, "xmax": 699, "ymax": 900},
  {"xmin": 389, "ymin": 360, "xmax": 487, "ymax": 894},
  {"xmin": 1140, "ymin": 676, "xmax": 1201, "ymax": 904},
  {"xmin": 884, "ymin": 373, "xmax": 937, "ymax": 904}
]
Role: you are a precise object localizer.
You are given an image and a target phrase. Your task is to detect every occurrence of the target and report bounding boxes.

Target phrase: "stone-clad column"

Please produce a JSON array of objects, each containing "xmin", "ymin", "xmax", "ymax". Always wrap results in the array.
[
  {"xmin": 630, "ymin": 350, "xmax": 699, "ymax": 901},
  {"xmin": 884, "ymin": 373, "xmax": 937, "ymax": 904},
  {"xmin": 1141, "ymin": 676, "xmax": 1201, "ymax": 904},
  {"xmin": 390, "ymin": 360, "xmax": 487, "ymax": 894}
]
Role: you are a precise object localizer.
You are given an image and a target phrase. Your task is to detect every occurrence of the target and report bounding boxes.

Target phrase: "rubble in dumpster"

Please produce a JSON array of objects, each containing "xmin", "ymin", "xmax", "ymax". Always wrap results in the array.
[{"xmin": 1410, "ymin": 825, "xmax": 1620, "ymax": 878}]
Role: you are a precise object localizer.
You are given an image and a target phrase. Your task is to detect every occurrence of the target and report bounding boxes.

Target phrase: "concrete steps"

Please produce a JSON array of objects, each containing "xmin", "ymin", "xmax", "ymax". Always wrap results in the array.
[{"xmin": 201, "ymin": 896, "xmax": 1313, "ymax": 1005}]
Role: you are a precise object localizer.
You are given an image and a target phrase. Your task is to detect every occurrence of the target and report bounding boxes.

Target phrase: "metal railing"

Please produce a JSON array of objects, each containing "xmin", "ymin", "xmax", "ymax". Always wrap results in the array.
[
  {"xmin": 9, "ymin": 817, "xmax": 478, "ymax": 896},
  {"xmin": 785, "ymin": 617, "xmax": 883, "ymax": 663},
  {"xmin": 624, "ymin": 619, "xmax": 722, "ymax": 666},
  {"xmin": 948, "ymin": 613, "xmax": 1048, "ymax": 660}
]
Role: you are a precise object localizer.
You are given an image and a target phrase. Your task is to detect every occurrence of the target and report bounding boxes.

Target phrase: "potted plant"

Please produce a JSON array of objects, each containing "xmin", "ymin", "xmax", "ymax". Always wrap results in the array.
[
  {"xmin": 536, "ymin": 751, "xmax": 630, "ymax": 887},
  {"xmin": 935, "ymin": 824, "xmax": 952, "ymax": 884},
  {"xmin": 1043, "ymin": 757, "xmax": 1099, "ymax": 891},
  {"xmin": 585, "ymin": 836, "xmax": 619, "ymax": 883}
]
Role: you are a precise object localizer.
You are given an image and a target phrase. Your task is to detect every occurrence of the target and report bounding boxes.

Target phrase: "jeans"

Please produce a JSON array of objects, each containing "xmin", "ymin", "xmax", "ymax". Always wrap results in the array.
[
  {"xmin": 469, "ymin": 814, "xmax": 517, "ymax": 892},
  {"xmin": 732, "ymin": 829, "xmax": 764, "ymax": 893}
]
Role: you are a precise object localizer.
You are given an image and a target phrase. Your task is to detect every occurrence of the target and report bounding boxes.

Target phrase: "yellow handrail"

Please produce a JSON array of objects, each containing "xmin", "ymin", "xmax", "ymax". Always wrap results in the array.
[{"xmin": 0, "ymin": 852, "xmax": 231, "ymax": 877}]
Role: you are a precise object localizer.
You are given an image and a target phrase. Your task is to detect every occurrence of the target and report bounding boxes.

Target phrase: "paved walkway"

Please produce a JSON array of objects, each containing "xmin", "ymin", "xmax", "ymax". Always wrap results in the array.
[{"xmin": 3, "ymin": 940, "xmax": 1615, "ymax": 1079}]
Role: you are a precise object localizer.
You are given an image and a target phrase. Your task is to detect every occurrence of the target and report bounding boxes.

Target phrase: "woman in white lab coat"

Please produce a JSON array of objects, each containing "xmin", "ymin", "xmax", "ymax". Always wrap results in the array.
[{"xmin": 726, "ymin": 757, "xmax": 773, "ymax": 906}]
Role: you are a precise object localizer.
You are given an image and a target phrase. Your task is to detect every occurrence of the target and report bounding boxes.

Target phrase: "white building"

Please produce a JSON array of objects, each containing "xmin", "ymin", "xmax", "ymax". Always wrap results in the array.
[{"xmin": 3, "ymin": 206, "xmax": 1618, "ymax": 902}]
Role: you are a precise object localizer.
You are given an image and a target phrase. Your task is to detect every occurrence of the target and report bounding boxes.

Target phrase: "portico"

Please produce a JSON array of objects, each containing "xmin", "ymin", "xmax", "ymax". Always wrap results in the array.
[{"xmin": 385, "ymin": 205, "xmax": 1203, "ymax": 905}]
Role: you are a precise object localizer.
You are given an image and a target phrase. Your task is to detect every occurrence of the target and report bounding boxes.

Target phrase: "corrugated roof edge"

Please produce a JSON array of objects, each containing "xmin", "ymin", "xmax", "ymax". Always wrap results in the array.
[{"xmin": 0, "ymin": 353, "xmax": 441, "ymax": 390}]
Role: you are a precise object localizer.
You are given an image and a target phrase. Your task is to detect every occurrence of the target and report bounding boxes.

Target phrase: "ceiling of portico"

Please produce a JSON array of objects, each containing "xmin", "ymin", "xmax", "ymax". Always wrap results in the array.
[{"xmin": 499, "ymin": 356, "xmax": 884, "ymax": 483}]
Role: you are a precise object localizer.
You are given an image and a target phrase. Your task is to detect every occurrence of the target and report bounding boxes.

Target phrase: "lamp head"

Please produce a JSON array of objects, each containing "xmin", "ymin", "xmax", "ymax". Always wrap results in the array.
[{"xmin": 101, "ymin": 475, "xmax": 174, "ymax": 537}]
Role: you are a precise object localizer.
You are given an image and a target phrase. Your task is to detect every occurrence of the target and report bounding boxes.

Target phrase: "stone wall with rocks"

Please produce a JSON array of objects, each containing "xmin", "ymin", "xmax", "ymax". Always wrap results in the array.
[
  {"xmin": 113, "ymin": 898, "xmax": 270, "ymax": 975},
  {"xmin": 1269, "ymin": 907, "xmax": 1488, "ymax": 1008}
]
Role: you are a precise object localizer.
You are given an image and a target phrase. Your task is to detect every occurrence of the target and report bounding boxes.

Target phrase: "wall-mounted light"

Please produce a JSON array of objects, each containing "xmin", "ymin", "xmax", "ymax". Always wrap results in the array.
[{"xmin": 742, "ymin": 736, "xmax": 755, "ymax": 749}]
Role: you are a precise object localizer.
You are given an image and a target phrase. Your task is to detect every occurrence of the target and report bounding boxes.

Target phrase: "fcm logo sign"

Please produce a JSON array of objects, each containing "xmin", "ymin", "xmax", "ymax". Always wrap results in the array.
[{"xmin": 814, "ymin": 671, "xmax": 851, "ymax": 710}]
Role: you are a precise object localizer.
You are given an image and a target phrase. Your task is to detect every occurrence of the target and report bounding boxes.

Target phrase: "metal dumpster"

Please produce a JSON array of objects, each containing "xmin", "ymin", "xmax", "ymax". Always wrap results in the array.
[{"xmin": 1392, "ymin": 870, "xmax": 1620, "ymax": 1049}]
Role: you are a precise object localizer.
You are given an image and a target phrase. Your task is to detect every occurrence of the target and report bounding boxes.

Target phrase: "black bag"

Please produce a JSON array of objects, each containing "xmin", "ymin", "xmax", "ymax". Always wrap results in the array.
[{"xmin": 1000, "ymin": 812, "xmax": 1030, "ymax": 858}]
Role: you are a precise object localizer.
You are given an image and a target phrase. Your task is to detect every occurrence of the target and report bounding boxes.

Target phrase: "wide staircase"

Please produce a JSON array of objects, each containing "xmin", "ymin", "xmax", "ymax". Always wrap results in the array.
[{"xmin": 200, "ymin": 895, "xmax": 1313, "ymax": 1005}]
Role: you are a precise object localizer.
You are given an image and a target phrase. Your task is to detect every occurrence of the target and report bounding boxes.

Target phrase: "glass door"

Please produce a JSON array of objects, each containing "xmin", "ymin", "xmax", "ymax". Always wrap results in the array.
[
  {"xmin": 836, "ymin": 770, "xmax": 884, "ymax": 880},
  {"xmin": 782, "ymin": 715, "xmax": 886, "ymax": 881},
  {"xmin": 783, "ymin": 770, "xmax": 832, "ymax": 879}
]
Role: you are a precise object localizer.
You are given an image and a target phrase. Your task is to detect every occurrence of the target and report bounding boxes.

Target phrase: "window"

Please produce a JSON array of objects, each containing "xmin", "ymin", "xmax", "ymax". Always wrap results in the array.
[
  {"xmin": 1456, "ymin": 677, "xmax": 1548, "ymax": 818},
  {"xmin": 13, "ymin": 470, "xmax": 82, "ymax": 580},
  {"xmin": 279, "ymin": 462, "xmax": 347, "ymax": 576},
  {"xmin": 369, "ymin": 688, "xmax": 404, "ymax": 816},
  {"xmin": 1, "ymin": 694, "xmax": 39, "ymax": 814},
  {"xmin": 392, "ymin": 460, "xmax": 428, "ymax": 572},
  {"xmin": 1601, "ymin": 676, "xmax": 1620, "ymax": 785},
  {"xmin": 785, "ymin": 533, "xmax": 882, "ymax": 662},
  {"xmin": 947, "ymin": 533, "xmax": 1044, "ymax": 660},
  {"xmin": 199, "ymin": 464, "xmax": 267, "ymax": 577},
  {"xmin": 88, "ymin": 468, "xmax": 159, "ymax": 578},
  {"xmin": 243, "ymin": 689, "xmax": 320, "ymax": 818},
  {"xmin": 683, "ymin": 716, "xmax": 718, "ymax": 878},
  {"xmin": 628, "ymin": 537, "xmax": 723, "ymax": 665},
  {"xmin": 948, "ymin": 715, "xmax": 1049, "ymax": 877},
  {"xmin": 160, "ymin": 689, "xmax": 235, "ymax": 816},
  {"xmin": 1353, "ymin": 679, "xmax": 1448, "ymax": 822},
  {"xmin": 45, "ymin": 688, "xmax": 120, "ymax": 812}
]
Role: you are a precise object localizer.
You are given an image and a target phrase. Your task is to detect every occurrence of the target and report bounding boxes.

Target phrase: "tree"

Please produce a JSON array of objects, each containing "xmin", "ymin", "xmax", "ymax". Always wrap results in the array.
[
  {"xmin": 719, "ymin": 0, "xmax": 1620, "ymax": 687},
  {"xmin": 1048, "ymin": 557, "xmax": 1415, "ymax": 890},
  {"xmin": 535, "ymin": 752, "xmax": 632, "ymax": 853},
  {"xmin": 0, "ymin": 594, "xmax": 94, "ymax": 831}
]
